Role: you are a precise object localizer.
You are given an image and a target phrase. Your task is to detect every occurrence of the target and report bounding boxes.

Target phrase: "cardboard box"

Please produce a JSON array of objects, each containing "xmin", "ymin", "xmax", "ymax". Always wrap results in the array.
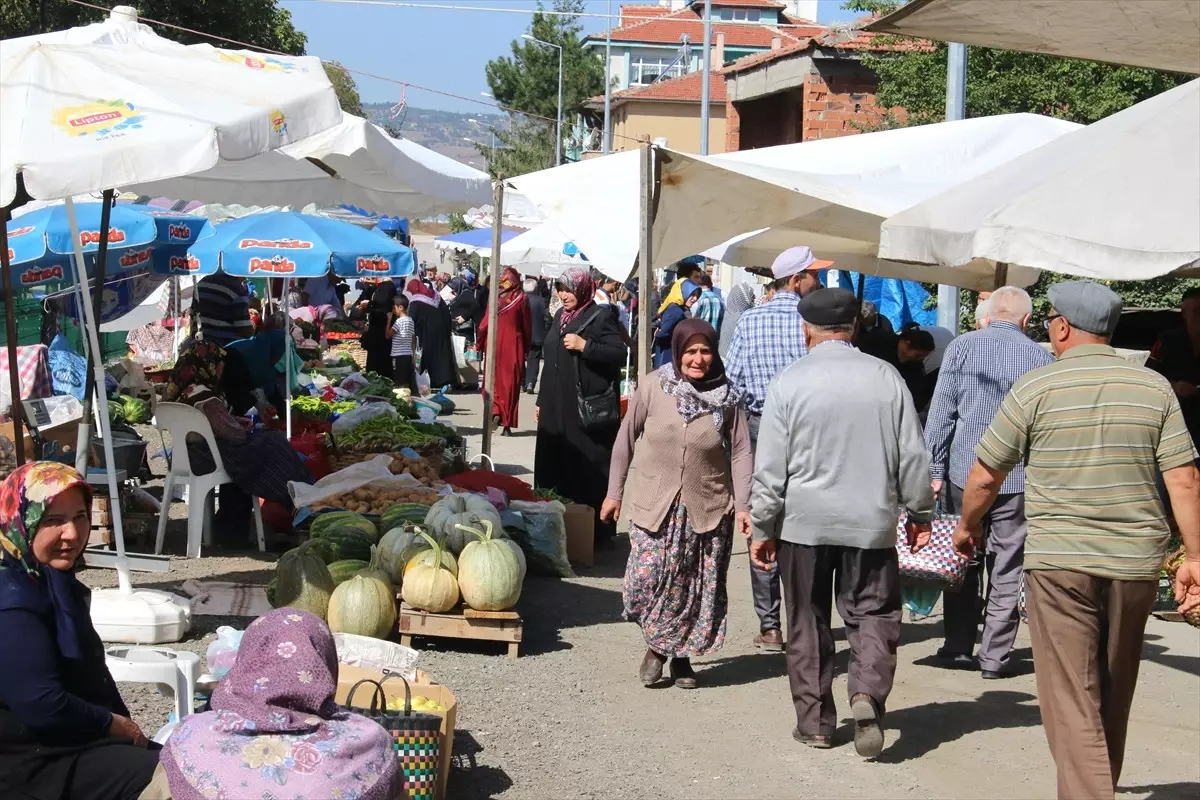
[
  {"xmin": 0, "ymin": 417, "xmax": 81, "ymax": 460},
  {"xmin": 335, "ymin": 665, "xmax": 457, "ymax": 800},
  {"xmin": 563, "ymin": 503, "xmax": 595, "ymax": 567}
]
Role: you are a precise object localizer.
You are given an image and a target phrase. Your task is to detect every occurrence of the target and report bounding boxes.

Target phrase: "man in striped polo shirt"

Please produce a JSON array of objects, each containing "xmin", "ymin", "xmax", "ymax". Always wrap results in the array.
[{"xmin": 953, "ymin": 281, "xmax": 1200, "ymax": 800}]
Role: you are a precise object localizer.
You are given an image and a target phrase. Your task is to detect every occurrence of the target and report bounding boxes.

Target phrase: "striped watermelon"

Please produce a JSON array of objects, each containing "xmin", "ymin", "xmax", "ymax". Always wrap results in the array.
[
  {"xmin": 309, "ymin": 528, "xmax": 374, "ymax": 563},
  {"xmin": 328, "ymin": 559, "xmax": 370, "ymax": 585},
  {"xmin": 311, "ymin": 511, "xmax": 378, "ymax": 543},
  {"xmin": 381, "ymin": 503, "xmax": 431, "ymax": 533}
]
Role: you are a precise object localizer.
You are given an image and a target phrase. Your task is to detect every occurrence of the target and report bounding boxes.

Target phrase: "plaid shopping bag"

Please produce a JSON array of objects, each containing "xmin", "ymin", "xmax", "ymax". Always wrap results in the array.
[
  {"xmin": 342, "ymin": 676, "xmax": 443, "ymax": 800},
  {"xmin": 895, "ymin": 504, "xmax": 967, "ymax": 590}
]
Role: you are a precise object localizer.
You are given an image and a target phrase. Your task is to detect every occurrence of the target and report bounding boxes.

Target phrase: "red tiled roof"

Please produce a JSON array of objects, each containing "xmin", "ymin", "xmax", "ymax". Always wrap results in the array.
[
  {"xmin": 721, "ymin": 26, "xmax": 927, "ymax": 73},
  {"xmin": 709, "ymin": 0, "xmax": 785, "ymax": 7},
  {"xmin": 587, "ymin": 69, "xmax": 727, "ymax": 106},
  {"xmin": 590, "ymin": 5, "xmax": 806, "ymax": 49},
  {"xmin": 723, "ymin": 40, "xmax": 810, "ymax": 73},
  {"xmin": 619, "ymin": 4, "xmax": 662, "ymax": 25}
]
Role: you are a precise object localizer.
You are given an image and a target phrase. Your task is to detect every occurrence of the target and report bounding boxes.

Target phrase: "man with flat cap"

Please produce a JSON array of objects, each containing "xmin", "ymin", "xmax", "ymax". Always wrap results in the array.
[
  {"xmin": 726, "ymin": 246, "xmax": 831, "ymax": 652},
  {"xmin": 954, "ymin": 280, "xmax": 1200, "ymax": 800},
  {"xmin": 749, "ymin": 288, "xmax": 935, "ymax": 758}
]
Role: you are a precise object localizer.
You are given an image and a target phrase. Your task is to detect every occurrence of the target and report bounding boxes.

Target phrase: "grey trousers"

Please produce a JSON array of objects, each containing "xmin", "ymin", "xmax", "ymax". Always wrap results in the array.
[
  {"xmin": 943, "ymin": 483, "xmax": 1028, "ymax": 672},
  {"xmin": 778, "ymin": 541, "xmax": 901, "ymax": 736},
  {"xmin": 747, "ymin": 414, "xmax": 781, "ymax": 632}
]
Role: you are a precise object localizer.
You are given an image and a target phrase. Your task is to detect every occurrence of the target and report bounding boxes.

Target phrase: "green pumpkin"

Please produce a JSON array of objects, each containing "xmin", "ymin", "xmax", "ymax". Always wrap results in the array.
[
  {"xmin": 377, "ymin": 526, "xmax": 433, "ymax": 585},
  {"xmin": 274, "ymin": 542, "xmax": 335, "ymax": 618},
  {"xmin": 455, "ymin": 519, "xmax": 523, "ymax": 611},
  {"xmin": 327, "ymin": 575, "xmax": 397, "ymax": 639}
]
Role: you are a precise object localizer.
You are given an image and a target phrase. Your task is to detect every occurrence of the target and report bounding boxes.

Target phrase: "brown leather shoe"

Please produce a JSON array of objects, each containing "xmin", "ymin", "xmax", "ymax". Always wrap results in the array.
[
  {"xmin": 851, "ymin": 693, "xmax": 885, "ymax": 758},
  {"xmin": 638, "ymin": 649, "xmax": 666, "ymax": 686},
  {"xmin": 792, "ymin": 729, "xmax": 833, "ymax": 749},
  {"xmin": 753, "ymin": 628, "xmax": 784, "ymax": 652},
  {"xmin": 669, "ymin": 657, "xmax": 697, "ymax": 689}
]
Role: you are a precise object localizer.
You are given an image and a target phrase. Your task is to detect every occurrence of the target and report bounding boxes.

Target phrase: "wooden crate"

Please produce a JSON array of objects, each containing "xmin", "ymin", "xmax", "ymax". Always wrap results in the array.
[{"xmin": 398, "ymin": 602, "xmax": 522, "ymax": 660}]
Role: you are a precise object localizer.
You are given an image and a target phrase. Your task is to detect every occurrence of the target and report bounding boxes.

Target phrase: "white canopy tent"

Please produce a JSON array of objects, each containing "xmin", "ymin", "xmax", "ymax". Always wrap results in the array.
[
  {"xmin": 508, "ymin": 113, "xmax": 1078, "ymax": 289},
  {"xmin": 127, "ymin": 114, "xmax": 492, "ymax": 217},
  {"xmin": 879, "ymin": 79, "xmax": 1200, "ymax": 280},
  {"xmin": 866, "ymin": 0, "xmax": 1200, "ymax": 76},
  {"xmin": 499, "ymin": 220, "xmax": 596, "ymax": 280}
]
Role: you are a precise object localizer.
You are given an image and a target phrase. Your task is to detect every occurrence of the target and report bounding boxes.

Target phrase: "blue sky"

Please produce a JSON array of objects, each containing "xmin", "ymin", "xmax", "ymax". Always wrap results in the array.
[{"xmin": 281, "ymin": 0, "xmax": 863, "ymax": 114}]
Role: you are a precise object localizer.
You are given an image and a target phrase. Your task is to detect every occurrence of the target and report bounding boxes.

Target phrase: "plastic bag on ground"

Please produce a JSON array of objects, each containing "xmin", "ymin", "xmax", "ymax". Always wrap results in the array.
[
  {"xmin": 415, "ymin": 370, "xmax": 431, "ymax": 397},
  {"xmin": 331, "ymin": 402, "xmax": 396, "ymax": 434},
  {"xmin": 340, "ymin": 372, "xmax": 369, "ymax": 394},
  {"xmin": 205, "ymin": 626, "xmax": 245, "ymax": 677},
  {"xmin": 507, "ymin": 500, "xmax": 574, "ymax": 578}
]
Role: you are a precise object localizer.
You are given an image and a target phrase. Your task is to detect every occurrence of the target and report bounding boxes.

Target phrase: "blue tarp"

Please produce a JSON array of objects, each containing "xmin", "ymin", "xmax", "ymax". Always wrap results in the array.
[
  {"xmin": 838, "ymin": 271, "xmax": 936, "ymax": 331},
  {"xmin": 434, "ymin": 228, "xmax": 519, "ymax": 250}
]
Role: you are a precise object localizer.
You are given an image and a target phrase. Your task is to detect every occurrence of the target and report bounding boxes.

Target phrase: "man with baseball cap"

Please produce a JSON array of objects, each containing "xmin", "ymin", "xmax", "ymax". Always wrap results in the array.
[
  {"xmin": 749, "ymin": 287, "xmax": 934, "ymax": 757},
  {"xmin": 726, "ymin": 246, "xmax": 831, "ymax": 652},
  {"xmin": 954, "ymin": 280, "xmax": 1200, "ymax": 799}
]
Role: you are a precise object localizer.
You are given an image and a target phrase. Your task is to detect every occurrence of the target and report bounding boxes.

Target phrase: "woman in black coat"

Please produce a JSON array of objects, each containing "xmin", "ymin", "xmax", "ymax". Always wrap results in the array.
[
  {"xmin": 535, "ymin": 268, "xmax": 628, "ymax": 544},
  {"xmin": 362, "ymin": 278, "xmax": 396, "ymax": 375},
  {"xmin": 0, "ymin": 463, "xmax": 160, "ymax": 800}
]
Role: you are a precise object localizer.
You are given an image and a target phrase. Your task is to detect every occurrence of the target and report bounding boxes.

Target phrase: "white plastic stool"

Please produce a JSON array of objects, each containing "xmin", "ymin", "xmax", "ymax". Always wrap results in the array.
[
  {"xmin": 105, "ymin": 646, "xmax": 201, "ymax": 724},
  {"xmin": 152, "ymin": 402, "xmax": 266, "ymax": 558}
]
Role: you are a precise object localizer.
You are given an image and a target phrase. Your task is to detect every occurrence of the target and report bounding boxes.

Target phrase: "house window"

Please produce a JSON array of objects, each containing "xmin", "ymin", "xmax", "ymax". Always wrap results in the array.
[{"xmin": 630, "ymin": 55, "xmax": 686, "ymax": 85}]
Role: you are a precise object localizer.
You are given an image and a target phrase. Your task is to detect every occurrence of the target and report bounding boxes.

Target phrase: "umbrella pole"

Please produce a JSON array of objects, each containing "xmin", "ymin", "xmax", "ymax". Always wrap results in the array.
[
  {"xmin": 74, "ymin": 190, "xmax": 114, "ymax": 475},
  {"xmin": 636, "ymin": 144, "xmax": 655, "ymax": 382},
  {"xmin": 856, "ymin": 271, "xmax": 866, "ymax": 304},
  {"xmin": 0, "ymin": 212, "xmax": 25, "ymax": 466},
  {"xmin": 284, "ymin": 278, "xmax": 292, "ymax": 439},
  {"xmin": 65, "ymin": 197, "xmax": 131, "ymax": 593},
  {"xmin": 481, "ymin": 181, "xmax": 503, "ymax": 457},
  {"xmin": 172, "ymin": 276, "xmax": 181, "ymax": 361}
]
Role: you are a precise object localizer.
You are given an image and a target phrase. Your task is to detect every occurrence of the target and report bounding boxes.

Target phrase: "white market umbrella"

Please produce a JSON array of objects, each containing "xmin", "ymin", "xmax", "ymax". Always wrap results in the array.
[
  {"xmin": 500, "ymin": 221, "xmax": 597, "ymax": 280},
  {"xmin": 0, "ymin": 7, "xmax": 344, "ymax": 639},
  {"xmin": 127, "ymin": 114, "xmax": 492, "ymax": 217},
  {"xmin": 867, "ymin": 0, "xmax": 1200, "ymax": 76},
  {"xmin": 879, "ymin": 79, "xmax": 1200, "ymax": 281},
  {"xmin": 508, "ymin": 113, "xmax": 1078, "ymax": 288}
]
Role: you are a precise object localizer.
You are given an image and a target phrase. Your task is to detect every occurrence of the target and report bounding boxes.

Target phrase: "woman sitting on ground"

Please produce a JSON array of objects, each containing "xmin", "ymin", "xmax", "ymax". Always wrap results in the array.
[
  {"xmin": 163, "ymin": 340, "xmax": 313, "ymax": 548},
  {"xmin": 160, "ymin": 608, "xmax": 402, "ymax": 800},
  {"xmin": 603, "ymin": 319, "xmax": 752, "ymax": 689},
  {"xmin": 0, "ymin": 463, "xmax": 160, "ymax": 800}
]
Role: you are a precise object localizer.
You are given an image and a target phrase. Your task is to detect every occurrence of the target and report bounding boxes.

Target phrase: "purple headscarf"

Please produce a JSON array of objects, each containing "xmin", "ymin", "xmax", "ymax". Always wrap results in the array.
[{"xmin": 163, "ymin": 609, "xmax": 401, "ymax": 800}]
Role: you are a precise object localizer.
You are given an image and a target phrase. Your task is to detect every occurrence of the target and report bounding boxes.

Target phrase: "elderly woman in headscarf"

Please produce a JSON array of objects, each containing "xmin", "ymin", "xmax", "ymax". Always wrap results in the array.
[
  {"xmin": 478, "ymin": 267, "xmax": 532, "ymax": 436},
  {"xmin": 448, "ymin": 271, "xmax": 481, "ymax": 344},
  {"xmin": 0, "ymin": 463, "xmax": 160, "ymax": 800},
  {"xmin": 160, "ymin": 609, "xmax": 402, "ymax": 800},
  {"xmin": 535, "ymin": 267, "xmax": 628, "ymax": 544},
  {"xmin": 163, "ymin": 340, "xmax": 312, "ymax": 548},
  {"xmin": 653, "ymin": 278, "xmax": 702, "ymax": 368},
  {"xmin": 717, "ymin": 282, "xmax": 756, "ymax": 359},
  {"xmin": 405, "ymin": 278, "xmax": 458, "ymax": 390},
  {"xmin": 603, "ymin": 319, "xmax": 752, "ymax": 689}
]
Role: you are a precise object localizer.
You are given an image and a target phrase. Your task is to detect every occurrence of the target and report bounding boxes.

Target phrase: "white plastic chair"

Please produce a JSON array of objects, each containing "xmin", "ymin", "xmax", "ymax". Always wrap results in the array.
[
  {"xmin": 105, "ymin": 645, "xmax": 200, "ymax": 726},
  {"xmin": 153, "ymin": 402, "xmax": 265, "ymax": 558}
]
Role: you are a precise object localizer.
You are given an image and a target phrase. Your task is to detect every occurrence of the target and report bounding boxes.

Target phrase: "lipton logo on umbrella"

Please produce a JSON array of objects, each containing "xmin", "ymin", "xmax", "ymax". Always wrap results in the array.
[
  {"xmin": 167, "ymin": 223, "xmax": 192, "ymax": 241},
  {"xmin": 52, "ymin": 100, "xmax": 146, "ymax": 139},
  {"xmin": 217, "ymin": 52, "xmax": 297, "ymax": 72},
  {"xmin": 80, "ymin": 228, "xmax": 127, "ymax": 247},
  {"xmin": 249, "ymin": 255, "xmax": 296, "ymax": 274},
  {"xmin": 238, "ymin": 238, "xmax": 312, "ymax": 250},
  {"xmin": 8, "ymin": 226, "xmax": 34, "ymax": 238},
  {"xmin": 168, "ymin": 255, "xmax": 201, "ymax": 273},
  {"xmin": 21, "ymin": 265, "xmax": 64, "ymax": 284},
  {"xmin": 356, "ymin": 255, "xmax": 390, "ymax": 274},
  {"xmin": 269, "ymin": 109, "xmax": 287, "ymax": 136},
  {"xmin": 118, "ymin": 248, "xmax": 153, "ymax": 268}
]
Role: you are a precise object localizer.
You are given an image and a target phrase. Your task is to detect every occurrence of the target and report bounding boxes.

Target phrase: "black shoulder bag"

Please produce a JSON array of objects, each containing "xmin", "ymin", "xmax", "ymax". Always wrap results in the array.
[{"xmin": 570, "ymin": 306, "xmax": 621, "ymax": 431}]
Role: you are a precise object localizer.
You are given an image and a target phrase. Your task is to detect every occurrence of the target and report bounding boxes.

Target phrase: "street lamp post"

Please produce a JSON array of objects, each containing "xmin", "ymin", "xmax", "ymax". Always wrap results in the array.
[{"xmin": 522, "ymin": 33, "xmax": 563, "ymax": 167}]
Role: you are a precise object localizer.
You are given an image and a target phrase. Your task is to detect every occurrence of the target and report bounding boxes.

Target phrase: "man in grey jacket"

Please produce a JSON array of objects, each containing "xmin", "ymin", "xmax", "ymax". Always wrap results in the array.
[{"xmin": 750, "ymin": 288, "xmax": 935, "ymax": 758}]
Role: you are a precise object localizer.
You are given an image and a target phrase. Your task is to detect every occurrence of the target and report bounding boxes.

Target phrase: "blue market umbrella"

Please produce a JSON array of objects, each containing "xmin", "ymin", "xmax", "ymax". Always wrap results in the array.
[
  {"xmin": 187, "ymin": 211, "xmax": 416, "ymax": 279},
  {"xmin": 6, "ymin": 203, "xmax": 209, "ymax": 289}
]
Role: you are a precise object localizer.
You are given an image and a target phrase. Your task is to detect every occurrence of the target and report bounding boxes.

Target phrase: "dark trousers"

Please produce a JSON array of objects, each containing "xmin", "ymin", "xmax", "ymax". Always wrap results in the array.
[
  {"xmin": 942, "ymin": 483, "xmax": 1028, "ymax": 671},
  {"xmin": 1025, "ymin": 570, "xmax": 1156, "ymax": 800},
  {"xmin": 779, "ymin": 541, "xmax": 902, "ymax": 736},
  {"xmin": 392, "ymin": 354, "xmax": 417, "ymax": 394},
  {"xmin": 524, "ymin": 345, "xmax": 543, "ymax": 390},
  {"xmin": 747, "ymin": 414, "xmax": 781, "ymax": 631}
]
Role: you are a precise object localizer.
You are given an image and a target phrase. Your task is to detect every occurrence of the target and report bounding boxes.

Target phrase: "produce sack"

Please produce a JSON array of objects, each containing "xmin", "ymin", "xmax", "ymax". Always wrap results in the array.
[
  {"xmin": 331, "ymin": 402, "xmax": 396, "ymax": 435},
  {"xmin": 204, "ymin": 626, "xmax": 244, "ymax": 677},
  {"xmin": 506, "ymin": 500, "xmax": 573, "ymax": 578},
  {"xmin": 47, "ymin": 333, "xmax": 87, "ymax": 401}
]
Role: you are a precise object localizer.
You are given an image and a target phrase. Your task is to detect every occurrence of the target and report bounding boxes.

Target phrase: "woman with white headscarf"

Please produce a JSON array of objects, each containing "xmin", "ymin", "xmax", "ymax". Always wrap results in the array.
[{"xmin": 717, "ymin": 283, "xmax": 756, "ymax": 359}]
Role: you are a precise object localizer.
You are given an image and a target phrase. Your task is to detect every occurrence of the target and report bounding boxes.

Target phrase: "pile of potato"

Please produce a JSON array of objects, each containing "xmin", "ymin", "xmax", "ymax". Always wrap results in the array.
[
  {"xmin": 310, "ymin": 483, "xmax": 441, "ymax": 514},
  {"xmin": 327, "ymin": 452, "xmax": 443, "ymax": 488}
]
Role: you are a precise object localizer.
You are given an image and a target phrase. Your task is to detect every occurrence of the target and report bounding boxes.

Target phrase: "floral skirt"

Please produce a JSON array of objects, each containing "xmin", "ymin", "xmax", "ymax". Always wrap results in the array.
[{"xmin": 622, "ymin": 502, "xmax": 733, "ymax": 658}]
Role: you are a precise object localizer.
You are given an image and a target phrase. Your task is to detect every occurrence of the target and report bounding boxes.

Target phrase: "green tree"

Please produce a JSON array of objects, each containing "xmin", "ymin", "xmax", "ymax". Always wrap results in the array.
[
  {"xmin": 483, "ymin": 0, "xmax": 604, "ymax": 177},
  {"xmin": 323, "ymin": 62, "xmax": 364, "ymax": 117},
  {"xmin": 447, "ymin": 212, "xmax": 472, "ymax": 234},
  {"xmin": 0, "ymin": 0, "xmax": 307, "ymax": 54}
]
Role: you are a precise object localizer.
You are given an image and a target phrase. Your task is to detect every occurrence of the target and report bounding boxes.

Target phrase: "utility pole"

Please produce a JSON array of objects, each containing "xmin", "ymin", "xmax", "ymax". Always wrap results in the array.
[
  {"xmin": 936, "ymin": 42, "xmax": 967, "ymax": 332},
  {"xmin": 699, "ymin": 0, "xmax": 713, "ymax": 155},
  {"xmin": 522, "ymin": 34, "xmax": 564, "ymax": 166},
  {"xmin": 603, "ymin": 0, "xmax": 613, "ymax": 154}
]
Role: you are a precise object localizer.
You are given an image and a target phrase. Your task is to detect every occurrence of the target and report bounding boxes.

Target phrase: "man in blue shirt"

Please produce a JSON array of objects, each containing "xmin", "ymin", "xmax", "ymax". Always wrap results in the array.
[
  {"xmin": 924, "ymin": 285, "xmax": 1054, "ymax": 677},
  {"xmin": 726, "ymin": 245, "xmax": 832, "ymax": 651}
]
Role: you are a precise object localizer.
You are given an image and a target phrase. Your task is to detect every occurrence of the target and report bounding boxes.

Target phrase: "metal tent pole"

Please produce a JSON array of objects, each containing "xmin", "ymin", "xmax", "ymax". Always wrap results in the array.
[
  {"xmin": 74, "ymin": 189, "xmax": 115, "ymax": 473},
  {"xmin": 699, "ymin": 0, "xmax": 713, "ymax": 155},
  {"xmin": 284, "ymin": 277, "xmax": 293, "ymax": 439},
  {"xmin": 0, "ymin": 212, "xmax": 25, "ymax": 465},
  {"xmin": 936, "ymin": 42, "xmax": 967, "ymax": 333},
  {"xmin": 481, "ymin": 181, "xmax": 504, "ymax": 457},
  {"xmin": 636, "ymin": 144, "xmax": 654, "ymax": 380},
  {"xmin": 603, "ymin": 0, "xmax": 613, "ymax": 154}
]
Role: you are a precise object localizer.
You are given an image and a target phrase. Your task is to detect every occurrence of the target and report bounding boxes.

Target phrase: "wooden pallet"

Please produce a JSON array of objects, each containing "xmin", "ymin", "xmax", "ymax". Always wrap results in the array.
[{"xmin": 397, "ymin": 602, "xmax": 522, "ymax": 660}]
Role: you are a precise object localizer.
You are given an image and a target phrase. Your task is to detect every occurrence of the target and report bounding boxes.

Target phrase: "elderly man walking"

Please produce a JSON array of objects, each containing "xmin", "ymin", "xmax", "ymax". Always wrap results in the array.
[
  {"xmin": 750, "ymin": 288, "xmax": 935, "ymax": 757},
  {"xmin": 955, "ymin": 281, "xmax": 1200, "ymax": 800},
  {"xmin": 726, "ymin": 246, "xmax": 830, "ymax": 651},
  {"xmin": 923, "ymin": 286, "xmax": 1054, "ymax": 677}
]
